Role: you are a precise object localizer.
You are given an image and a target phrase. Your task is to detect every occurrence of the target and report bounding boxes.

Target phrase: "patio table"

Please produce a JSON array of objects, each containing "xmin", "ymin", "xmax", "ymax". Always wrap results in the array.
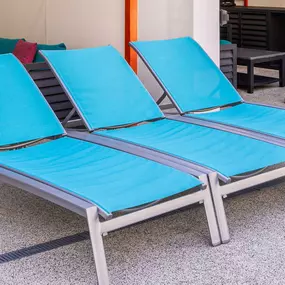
[{"xmin": 237, "ymin": 48, "xmax": 285, "ymax": 93}]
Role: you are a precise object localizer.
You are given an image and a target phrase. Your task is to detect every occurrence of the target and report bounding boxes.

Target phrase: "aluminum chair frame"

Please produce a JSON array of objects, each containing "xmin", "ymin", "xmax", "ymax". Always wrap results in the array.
[
  {"xmin": 40, "ymin": 51, "xmax": 285, "ymax": 250},
  {"xmin": 1, "ymin": 53, "xmax": 223, "ymax": 284},
  {"xmin": 69, "ymin": 131, "xmax": 285, "ymax": 244},
  {"xmin": 0, "ymin": 131, "xmax": 221, "ymax": 285}
]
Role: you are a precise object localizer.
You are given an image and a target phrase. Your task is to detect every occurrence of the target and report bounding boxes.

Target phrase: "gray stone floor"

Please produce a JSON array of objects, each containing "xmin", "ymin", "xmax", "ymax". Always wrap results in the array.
[
  {"xmin": 1, "ymin": 68, "xmax": 285, "ymax": 285},
  {"xmin": 238, "ymin": 67, "xmax": 285, "ymax": 107}
]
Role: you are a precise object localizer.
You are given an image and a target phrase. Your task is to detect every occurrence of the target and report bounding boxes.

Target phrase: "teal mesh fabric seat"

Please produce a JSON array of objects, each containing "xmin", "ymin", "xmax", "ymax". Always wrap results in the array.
[
  {"xmin": 96, "ymin": 119, "xmax": 285, "ymax": 178},
  {"xmin": 0, "ymin": 137, "xmax": 200, "ymax": 214},
  {"xmin": 188, "ymin": 103, "xmax": 285, "ymax": 140},
  {"xmin": 42, "ymin": 47, "xmax": 285, "ymax": 179},
  {"xmin": 131, "ymin": 37, "xmax": 285, "ymax": 141},
  {"xmin": 0, "ymin": 54, "xmax": 202, "ymax": 214}
]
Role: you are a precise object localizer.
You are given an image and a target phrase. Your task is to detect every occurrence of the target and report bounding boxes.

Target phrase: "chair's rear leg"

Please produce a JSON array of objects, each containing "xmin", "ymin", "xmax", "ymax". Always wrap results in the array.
[
  {"xmin": 86, "ymin": 207, "xmax": 110, "ymax": 285},
  {"xmin": 199, "ymin": 175, "xmax": 221, "ymax": 246},
  {"xmin": 208, "ymin": 173, "xmax": 230, "ymax": 244}
]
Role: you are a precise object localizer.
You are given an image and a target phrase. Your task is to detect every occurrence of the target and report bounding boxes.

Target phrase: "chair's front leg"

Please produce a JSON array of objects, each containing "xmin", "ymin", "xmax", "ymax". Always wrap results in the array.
[
  {"xmin": 279, "ymin": 57, "xmax": 285, "ymax": 87},
  {"xmin": 199, "ymin": 175, "xmax": 221, "ymax": 247},
  {"xmin": 208, "ymin": 173, "xmax": 230, "ymax": 244},
  {"xmin": 86, "ymin": 207, "xmax": 110, "ymax": 285},
  {"xmin": 247, "ymin": 61, "xmax": 255, "ymax": 94}
]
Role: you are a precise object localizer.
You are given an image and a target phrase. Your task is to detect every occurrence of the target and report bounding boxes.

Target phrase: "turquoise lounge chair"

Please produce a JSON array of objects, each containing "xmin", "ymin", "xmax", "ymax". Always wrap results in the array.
[
  {"xmin": 41, "ymin": 47, "xmax": 285, "ymax": 246},
  {"xmin": 130, "ymin": 37, "xmax": 285, "ymax": 147},
  {"xmin": 0, "ymin": 54, "xmax": 220, "ymax": 285}
]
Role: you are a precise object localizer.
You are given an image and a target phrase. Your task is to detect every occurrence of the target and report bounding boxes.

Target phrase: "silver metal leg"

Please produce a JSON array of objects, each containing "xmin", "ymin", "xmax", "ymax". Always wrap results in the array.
[
  {"xmin": 199, "ymin": 175, "xmax": 221, "ymax": 246},
  {"xmin": 86, "ymin": 207, "xmax": 110, "ymax": 285},
  {"xmin": 208, "ymin": 173, "xmax": 230, "ymax": 244}
]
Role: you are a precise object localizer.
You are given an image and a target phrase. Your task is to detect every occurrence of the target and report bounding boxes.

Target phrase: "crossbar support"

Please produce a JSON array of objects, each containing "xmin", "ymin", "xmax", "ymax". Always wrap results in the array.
[{"xmin": 156, "ymin": 92, "xmax": 167, "ymax": 105}]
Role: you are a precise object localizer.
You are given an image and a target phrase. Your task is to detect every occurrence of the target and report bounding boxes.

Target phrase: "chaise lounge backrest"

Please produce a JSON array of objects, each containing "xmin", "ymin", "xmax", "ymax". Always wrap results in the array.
[
  {"xmin": 41, "ymin": 46, "xmax": 164, "ymax": 131},
  {"xmin": 0, "ymin": 54, "xmax": 65, "ymax": 147},
  {"xmin": 131, "ymin": 37, "xmax": 242, "ymax": 113}
]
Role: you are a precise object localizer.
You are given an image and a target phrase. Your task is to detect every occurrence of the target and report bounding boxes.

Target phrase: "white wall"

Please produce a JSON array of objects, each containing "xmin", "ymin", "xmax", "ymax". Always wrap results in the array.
[
  {"xmin": 0, "ymin": 0, "xmax": 46, "ymax": 43},
  {"xmin": 139, "ymin": 0, "xmax": 194, "ymax": 41},
  {"xmin": 138, "ymin": 0, "xmax": 219, "ymax": 63},
  {"xmin": 0, "ymin": 0, "xmax": 125, "ymax": 54},
  {"xmin": 192, "ymin": 0, "xmax": 220, "ymax": 65},
  {"xmin": 46, "ymin": 0, "xmax": 125, "ymax": 54},
  {"xmin": 138, "ymin": 0, "xmax": 194, "ymax": 100}
]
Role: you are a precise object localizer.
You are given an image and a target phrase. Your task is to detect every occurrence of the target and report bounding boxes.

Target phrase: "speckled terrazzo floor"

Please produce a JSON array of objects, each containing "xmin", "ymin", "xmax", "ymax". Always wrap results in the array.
[{"xmin": 1, "ymin": 68, "xmax": 285, "ymax": 285}]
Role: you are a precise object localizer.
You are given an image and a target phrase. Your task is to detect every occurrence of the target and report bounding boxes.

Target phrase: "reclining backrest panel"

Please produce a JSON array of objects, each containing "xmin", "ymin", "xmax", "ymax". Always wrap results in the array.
[
  {"xmin": 131, "ymin": 37, "xmax": 242, "ymax": 113},
  {"xmin": 0, "ymin": 54, "xmax": 65, "ymax": 147},
  {"xmin": 41, "ymin": 46, "xmax": 164, "ymax": 131}
]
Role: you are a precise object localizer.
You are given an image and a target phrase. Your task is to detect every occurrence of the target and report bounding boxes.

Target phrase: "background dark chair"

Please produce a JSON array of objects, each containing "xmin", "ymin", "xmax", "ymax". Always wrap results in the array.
[
  {"xmin": 220, "ymin": 24, "xmax": 233, "ymax": 42},
  {"xmin": 220, "ymin": 24, "xmax": 237, "ymax": 88}
]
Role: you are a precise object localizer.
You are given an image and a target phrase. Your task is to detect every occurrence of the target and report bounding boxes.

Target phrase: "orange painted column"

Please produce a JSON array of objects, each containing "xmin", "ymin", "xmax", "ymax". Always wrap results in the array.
[{"xmin": 125, "ymin": 0, "xmax": 138, "ymax": 73}]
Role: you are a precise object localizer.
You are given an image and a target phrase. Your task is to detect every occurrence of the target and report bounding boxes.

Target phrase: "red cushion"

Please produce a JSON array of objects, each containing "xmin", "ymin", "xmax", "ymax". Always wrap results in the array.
[{"xmin": 13, "ymin": 40, "xmax": 37, "ymax": 64}]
